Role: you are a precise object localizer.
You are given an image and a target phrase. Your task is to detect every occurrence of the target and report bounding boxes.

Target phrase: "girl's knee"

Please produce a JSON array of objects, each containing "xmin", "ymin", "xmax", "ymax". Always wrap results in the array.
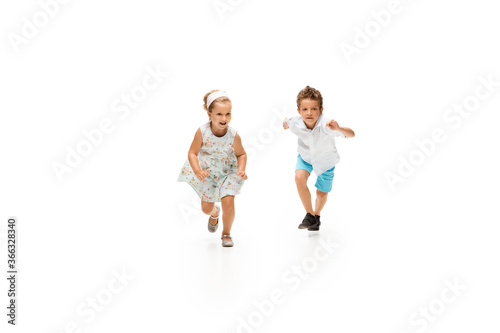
[
  {"xmin": 201, "ymin": 201, "xmax": 214, "ymax": 215},
  {"xmin": 221, "ymin": 195, "xmax": 234, "ymax": 208}
]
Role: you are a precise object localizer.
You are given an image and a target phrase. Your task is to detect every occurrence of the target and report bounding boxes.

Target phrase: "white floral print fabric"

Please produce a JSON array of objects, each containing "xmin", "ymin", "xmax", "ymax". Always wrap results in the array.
[{"xmin": 178, "ymin": 122, "xmax": 244, "ymax": 202}]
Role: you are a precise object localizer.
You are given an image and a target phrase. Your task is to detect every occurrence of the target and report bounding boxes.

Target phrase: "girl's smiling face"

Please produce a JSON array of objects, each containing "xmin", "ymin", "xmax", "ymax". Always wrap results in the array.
[
  {"xmin": 208, "ymin": 102, "xmax": 232, "ymax": 132},
  {"xmin": 298, "ymin": 98, "xmax": 323, "ymax": 129}
]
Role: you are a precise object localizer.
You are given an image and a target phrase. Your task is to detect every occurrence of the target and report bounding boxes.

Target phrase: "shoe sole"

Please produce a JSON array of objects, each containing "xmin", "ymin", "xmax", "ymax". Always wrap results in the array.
[
  {"xmin": 299, "ymin": 222, "xmax": 319, "ymax": 229},
  {"xmin": 308, "ymin": 223, "xmax": 320, "ymax": 231}
]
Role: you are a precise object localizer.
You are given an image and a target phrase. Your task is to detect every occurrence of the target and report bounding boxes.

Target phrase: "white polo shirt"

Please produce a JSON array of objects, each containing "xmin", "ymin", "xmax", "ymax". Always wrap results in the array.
[{"xmin": 286, "ymin": 113, "xmax": 345, "ymax": 176}]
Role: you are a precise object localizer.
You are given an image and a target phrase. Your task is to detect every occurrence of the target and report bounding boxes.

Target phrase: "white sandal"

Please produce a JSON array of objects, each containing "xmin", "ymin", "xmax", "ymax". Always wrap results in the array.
[
  {"xmin": 208, "ymin": 205, "xmax": 219, "ymax": 233},
  {"xmin": 221, "ymin": 235, "xmax": 234, "ymax": 247}
]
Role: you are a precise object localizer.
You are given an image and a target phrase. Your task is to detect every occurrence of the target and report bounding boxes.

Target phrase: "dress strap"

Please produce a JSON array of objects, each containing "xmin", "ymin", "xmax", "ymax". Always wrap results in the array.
[
  {"xmin": 199, "ymin": 122, "xmax": 210, "ymax": 141},
  {"xmin": 227, "ymin": 127, "xmax": 237, "ymax": 146}
]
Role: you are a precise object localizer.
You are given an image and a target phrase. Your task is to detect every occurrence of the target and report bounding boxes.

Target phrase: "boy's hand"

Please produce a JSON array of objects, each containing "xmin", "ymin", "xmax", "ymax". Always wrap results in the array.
[
  {"xmin": 195, "ymin": 170, "xmax": 209, "ymax": 180},
  {"xmin": 326, "ymin": 119, "xmax": 340, "ymax": 131},
  {"xmin": 237, "ymin": 170, "xmax": 248, "ymax": 180},
  {"xmin": 283, "ymin": 118, "xmax": 289, "ymax": 129}
]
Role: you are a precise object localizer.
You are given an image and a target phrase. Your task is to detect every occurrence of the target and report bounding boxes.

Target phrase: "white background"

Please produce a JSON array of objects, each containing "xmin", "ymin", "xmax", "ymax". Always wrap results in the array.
[{"xmin": 1, "ymin": 0, "xmax": 500, "ymax": 332}]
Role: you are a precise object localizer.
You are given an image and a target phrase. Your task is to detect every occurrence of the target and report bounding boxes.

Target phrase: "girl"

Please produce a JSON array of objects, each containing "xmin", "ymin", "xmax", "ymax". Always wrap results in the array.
[{"xmin": 178, "ymin": 90, "xmax": 247, "ymax": 247}]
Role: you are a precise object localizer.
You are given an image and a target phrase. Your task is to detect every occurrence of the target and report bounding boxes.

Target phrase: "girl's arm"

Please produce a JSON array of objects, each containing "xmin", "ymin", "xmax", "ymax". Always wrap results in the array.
[
  {"xmin": 232, "ymin": 133, "xmax": 248, "ymax": 180},
  {"xmin": 188, "ymin": 129, "xmax": 209, "ymax": 180}
]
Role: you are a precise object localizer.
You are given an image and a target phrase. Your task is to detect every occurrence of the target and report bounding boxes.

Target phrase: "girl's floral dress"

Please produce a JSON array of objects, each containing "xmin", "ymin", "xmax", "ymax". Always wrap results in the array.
[{"xmin": 178, "ymin": 122, "xmax": 245, "ymax": 202}]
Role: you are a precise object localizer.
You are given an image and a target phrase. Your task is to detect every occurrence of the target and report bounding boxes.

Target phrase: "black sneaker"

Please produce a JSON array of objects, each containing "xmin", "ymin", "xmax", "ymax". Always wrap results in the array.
[
  {"xmin": 298, "ymin": 213, "xmax": 318, "ymax": 229},
  {"xmin": 308, "ymin": 215, "xmax": 321, "ymax": 231}
]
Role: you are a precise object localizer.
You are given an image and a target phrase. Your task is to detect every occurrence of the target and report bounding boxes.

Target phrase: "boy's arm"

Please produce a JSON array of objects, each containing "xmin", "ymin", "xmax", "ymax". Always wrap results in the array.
[
  {"xmin": 187, "ymin": 129, "xmax": 209, "ymax": 180},
  {"xmin": 232, "ymin": 133, "xmax": 248, "ymax": 180},
  {"xmin": 283, "ymin": 118, "xmax": 289, "ymax": 129},
  {"xmin": 326, "ymin": 119, "xmax": 355, "ymax": 138},
  {"xmin": 283, "ymin": 116, "xmax": 301, "ymax": 132}
]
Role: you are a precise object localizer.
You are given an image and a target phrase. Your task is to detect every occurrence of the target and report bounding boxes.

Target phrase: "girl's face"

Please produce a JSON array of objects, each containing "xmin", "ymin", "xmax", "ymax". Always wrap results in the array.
[
  {"xmin": 298, "ymin": 98, "xmax": 323, "ymax": 129},
  {"xmin": 209, "ymin": 102, "xmax": 232, "ymax": 131}
]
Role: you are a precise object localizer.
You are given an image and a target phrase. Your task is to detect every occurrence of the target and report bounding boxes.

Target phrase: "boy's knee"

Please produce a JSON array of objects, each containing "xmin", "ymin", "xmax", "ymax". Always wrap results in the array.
[
  {"xmin": 316, "ymin": 189, "xmax": 328, "ymax": 199},
  {"xmin": 295, "ymin": 170, "xmax": 309, "ymax": 186}
]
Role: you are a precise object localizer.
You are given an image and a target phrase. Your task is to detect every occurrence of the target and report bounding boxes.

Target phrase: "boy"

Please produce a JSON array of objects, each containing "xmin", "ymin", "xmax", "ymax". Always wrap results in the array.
[{"xmin": 283, "ymin": 86, "xmax": 355, "ymax": 230}]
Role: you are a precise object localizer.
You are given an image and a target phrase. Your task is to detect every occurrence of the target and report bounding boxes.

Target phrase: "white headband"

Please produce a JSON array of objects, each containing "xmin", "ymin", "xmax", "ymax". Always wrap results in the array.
[{"xmin": 207, "ymin": 91, "xmax": 229, "ymax": 110}]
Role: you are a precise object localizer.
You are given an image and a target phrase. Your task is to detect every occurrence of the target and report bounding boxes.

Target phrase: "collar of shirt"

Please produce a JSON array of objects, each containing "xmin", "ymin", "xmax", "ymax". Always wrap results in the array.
[{"xmin": 295, "ymin": 113, "xmax": 324, "ymax": 132}]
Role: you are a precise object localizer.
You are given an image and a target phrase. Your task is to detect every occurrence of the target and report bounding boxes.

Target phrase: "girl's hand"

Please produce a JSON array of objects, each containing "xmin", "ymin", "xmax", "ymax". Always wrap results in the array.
[
  {"xmin": 326, "ymin": 119, "xmax": 340, "ymax": 131},
  {"xmin": 195, "ymin": 170, "xmax": 209, "ymax": 180},
  {"xmin": 283, "ymin": 118, "xmax": 289, "ymax": 129},
  {"xmin": 237, "ymin": 170, "xmax": 248, "ymax": 180}
]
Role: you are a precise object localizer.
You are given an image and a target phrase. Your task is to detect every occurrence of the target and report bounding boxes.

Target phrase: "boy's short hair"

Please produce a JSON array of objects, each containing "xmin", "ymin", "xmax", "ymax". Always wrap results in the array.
[{"xmin": 296, "ymin": 86, "xmax": 323, "ymax": 109}]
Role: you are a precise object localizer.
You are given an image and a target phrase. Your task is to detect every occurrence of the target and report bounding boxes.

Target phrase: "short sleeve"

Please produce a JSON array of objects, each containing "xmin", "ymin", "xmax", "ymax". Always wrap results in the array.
[
  {"xmin": 326, "ymin": 128, "xmax": 345, "ymax": 138},
  {"xmin": 285, "ymin": 116, "xmax": 301, "ymax": 129}
]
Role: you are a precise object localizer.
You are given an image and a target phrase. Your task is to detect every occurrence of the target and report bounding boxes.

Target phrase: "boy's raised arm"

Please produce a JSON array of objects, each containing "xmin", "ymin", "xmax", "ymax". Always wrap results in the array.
[
  {"xmin": 325, "ymin": 119, "xmax": 355, "ymax": 138},
  {"xmin": 283, "ymin": 118, "xmax": 289, "ymax": 130}
]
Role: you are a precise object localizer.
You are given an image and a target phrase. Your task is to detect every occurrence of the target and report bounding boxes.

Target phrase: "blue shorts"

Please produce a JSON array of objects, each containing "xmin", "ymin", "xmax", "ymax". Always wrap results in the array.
[{"xmin": 295, "ymin": 154, "xmax": 335, "ymax": 193}]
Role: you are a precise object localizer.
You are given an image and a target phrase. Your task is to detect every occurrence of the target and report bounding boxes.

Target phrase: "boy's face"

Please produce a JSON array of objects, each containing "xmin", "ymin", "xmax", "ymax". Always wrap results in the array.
[{"xmin": 298, "ymin": 98, "xmax": 323, "ymax": 129}]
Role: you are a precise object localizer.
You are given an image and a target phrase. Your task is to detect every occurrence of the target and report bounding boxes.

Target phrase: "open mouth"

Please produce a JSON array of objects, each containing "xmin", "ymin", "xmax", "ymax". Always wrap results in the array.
[{"xmin": 219, "ymin": 122, "xmax": 227, "ymax": 126}]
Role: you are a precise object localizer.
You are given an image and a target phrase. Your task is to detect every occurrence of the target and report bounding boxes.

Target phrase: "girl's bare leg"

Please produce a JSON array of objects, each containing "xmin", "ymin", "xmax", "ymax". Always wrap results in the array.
[
  {"xmin": 221, "ymin": 195, "xmax": 235, "ymax": 241},
  {"xmin": 201, "ymin": 200, "xmax": 219, "ymax": 225}
]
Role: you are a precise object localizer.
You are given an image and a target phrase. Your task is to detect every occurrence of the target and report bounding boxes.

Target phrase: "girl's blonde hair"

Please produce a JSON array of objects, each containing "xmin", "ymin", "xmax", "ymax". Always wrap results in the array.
[{"xmin": 203, "ymin": 90, "xmax": 231, "ymax": 112}]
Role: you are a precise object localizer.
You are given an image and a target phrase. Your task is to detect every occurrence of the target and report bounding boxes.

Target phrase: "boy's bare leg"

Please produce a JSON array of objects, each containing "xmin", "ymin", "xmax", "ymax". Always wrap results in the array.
[
  {"xmin": 201, "ymin": 201, "xmax": 219, "ymax": 225},
  {"xmin": 221, "ymin": 195, "xmax": 235, "ymax": 241},
  {"xmin": 295, "ymin": 170, "xmax": 314, "ymax": 215},
  {"xmin": 314, "ymin": 189, "xmax": 328, "ymax": 216}
]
